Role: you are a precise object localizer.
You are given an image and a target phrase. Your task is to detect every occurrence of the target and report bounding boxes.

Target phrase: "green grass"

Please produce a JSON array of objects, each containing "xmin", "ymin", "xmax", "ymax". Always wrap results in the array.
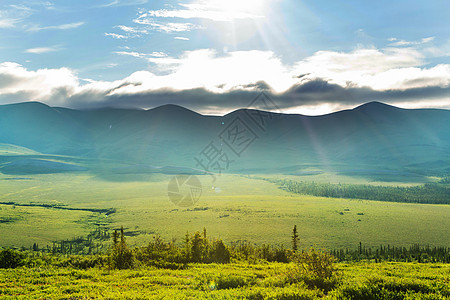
[
  {"xmin": 0, "ymin": 204, "xmax": 94, "ymax": 248},
  {"xmin": 0, "ymin": 172, "xmax": 449, "ymax": 250},
  {"xmin": 0, "ymin": 262, "xmax": 448, "ymax": 299}
]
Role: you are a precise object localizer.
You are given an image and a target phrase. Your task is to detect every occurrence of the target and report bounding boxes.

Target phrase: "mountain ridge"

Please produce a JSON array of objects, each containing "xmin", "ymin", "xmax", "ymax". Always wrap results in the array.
[
  {"xmin": 0, "ymin": 100, "xmax": 449, "ymax": 176},
  {"xmin": 2, "ymin": 100, "xmax": 448, "ymax": 117}
]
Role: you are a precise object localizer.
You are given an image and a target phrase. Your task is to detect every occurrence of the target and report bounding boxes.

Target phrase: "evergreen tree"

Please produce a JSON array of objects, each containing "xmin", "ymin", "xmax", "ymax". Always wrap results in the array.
[
  {"xmin": 183, "ymin": 231, "xmax": 190, "ymax": 261},
  {"xmin": 190, "ymin": 231, "xmax": 204, "ymax": 263},
  {"xmin": 109, "ymin": 226, "xmax": 133, "ymax": 269},
  {"xmin": 210, "ymin": 239, "xmax": 231, "ymax": 263},
  {"xmin": 112, "ymin": 230, "xmax": 119, "ymax": 246},
  {"xmin": 292, "ymin": 225, "xmax": 299, "ymax": 251}
]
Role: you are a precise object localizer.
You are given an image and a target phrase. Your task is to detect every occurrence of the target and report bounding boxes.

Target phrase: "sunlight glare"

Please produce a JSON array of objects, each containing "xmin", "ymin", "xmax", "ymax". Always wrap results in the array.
[{"xmin": 196, "ymin": 0, "xmax": 267, "ymax": 14}]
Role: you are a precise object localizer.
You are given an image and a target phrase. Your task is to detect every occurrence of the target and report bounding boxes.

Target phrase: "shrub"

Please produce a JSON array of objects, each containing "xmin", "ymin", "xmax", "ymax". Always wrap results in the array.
[
  {"xmin": 66, "ymin": 255, "xmax": 108, "ymax": 269},
  {"xmin": 291, "ymin": 248, "xmax": 336, "ymax": 279},
  {"xmin": 198, "ymin": 273, "xmax": 257, "ymax": 290},
  {"xmin": 287, "ymin": 248, "xmax": 338, "ymax": 292},
  {"xmin": 209, "ymin": 239, "xmax": 231, "ymax": 263},
  {"xmin": 0, "ymin": 248, "xmax": 25, "ymax": 268}
]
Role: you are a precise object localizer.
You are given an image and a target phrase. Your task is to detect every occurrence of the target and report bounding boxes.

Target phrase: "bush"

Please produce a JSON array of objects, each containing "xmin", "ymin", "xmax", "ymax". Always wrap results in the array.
[
  {"xmin": 0, "ymin": 248, "xmax": 26, "ymax": 268},
  {"xmin": 291, "ymin": 248, "xmax": 336, "ymax": 278},
  {"xmin": 198, "ymin": 273, "xmax": 257, "ymax": 290},
  {"xmin": 331, "ymin": 276, "xmax": 436, "ymax": 300},
  {"xmin": 209, "ymin": 239, "xmax": 231, "ymax": 263},
  {"xmin": 287, "ymin": 248, "xmax": 338, "ymax": 292},
  {"xmin": 66, "ymin": 255, "xmax": 108, "ymax": 269},
  {"xmin": 109, "ymin": 243, "xmax": 133, "ymax": 269}
]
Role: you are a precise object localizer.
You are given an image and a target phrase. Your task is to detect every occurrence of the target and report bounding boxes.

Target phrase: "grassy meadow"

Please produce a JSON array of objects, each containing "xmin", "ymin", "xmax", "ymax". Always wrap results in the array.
[
  {"xmin": 1, "ymin": 262, "xmax": 448, "ymax": 299},
  {"xmin": 1, "ymin": 169, "xmax": 449, "ymax": 299},
  {"xmin": 1, "ymin": 172, "xmax": 449, "ymax": 250}
]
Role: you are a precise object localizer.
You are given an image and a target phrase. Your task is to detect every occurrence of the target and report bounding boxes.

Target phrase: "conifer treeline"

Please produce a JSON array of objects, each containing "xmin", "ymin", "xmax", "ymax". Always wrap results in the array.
[
  {"xmin": 30, "ymin": 227, "xmax": 110, "ymax": 255},
  {"xmin": 2, "ymin": 226, "xmax": 448, "ymax": 269},
  {"xmin": 331, "ymin": 243, "xmax": 450, "ymax": 263},
  {"xmin": 269, "ymin": 178, "xmax": 450, "ymax": 204}
]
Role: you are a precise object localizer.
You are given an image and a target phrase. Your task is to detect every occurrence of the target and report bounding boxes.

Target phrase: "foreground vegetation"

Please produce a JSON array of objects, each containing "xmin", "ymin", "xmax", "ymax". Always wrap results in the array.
[
  {"xmin": 1, "ymin": 228, "xmax": 449, "ymax": 299},
  {"xmin": 1, "ymin": 258, "xmax": 448, "ymax": 299},
  {"xmin": 1, "ymin": 172, "xmax": 449, "ymax": 298}
]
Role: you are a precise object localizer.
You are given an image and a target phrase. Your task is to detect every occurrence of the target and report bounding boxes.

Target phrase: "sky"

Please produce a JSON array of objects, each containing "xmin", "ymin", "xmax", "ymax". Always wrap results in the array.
[{"xmin": 0, "ymin": 0, "xmax": 449, "ymax": 115}]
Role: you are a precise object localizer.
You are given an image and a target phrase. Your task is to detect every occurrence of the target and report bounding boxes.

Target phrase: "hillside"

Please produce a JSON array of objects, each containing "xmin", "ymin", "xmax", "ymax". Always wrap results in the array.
[{"xmin": 0, "ymin": 101, "xmax": 449, "ymax": 176}]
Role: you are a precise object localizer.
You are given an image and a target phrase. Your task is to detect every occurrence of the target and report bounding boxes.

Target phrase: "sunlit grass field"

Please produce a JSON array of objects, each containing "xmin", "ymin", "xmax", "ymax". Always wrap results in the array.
[
  {"xmin": 1, "ymin": 173, "xmax": 449, "ymax": 250},
  {"xmin": 1, "ymin": 262, "xmax": 448, "ymax": 299}
]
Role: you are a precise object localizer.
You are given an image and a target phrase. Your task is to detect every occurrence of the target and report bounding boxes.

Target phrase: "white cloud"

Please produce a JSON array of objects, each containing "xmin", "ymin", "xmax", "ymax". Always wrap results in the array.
[
  {"xmin": 174, "ymin": 36, "xmax": 190, "ymax": 41},
  {"xmin": 421, "ymin": 37, "xmax": 435, "ymax": 43},
  {"xmin": 106, "ymin": 47, "xmax": 448, "ymax": 94},
  {"xmin": 388, "ymin": 36, "xmax": 435, "ymax": 47},
  {"xmin": 128, "ymin": 0, "xmax": 266, "ymax": 36},
  {"xmin": 27, "ymin": 21, "xmax": 85, "ymax": 32},
  {"xmin": 105, "ymin": 32, "xmax": 128, "ymax": 39},
  {"xmin": 105, "ymin": 26, "xmax": 150, "ymax": 39},
  {"xmin": 99, "ymin": 0, "xmax": 119, "ymax": 7},
  {"xmin": 112, "ymin": 49, "xmax": 292, "ymax": 92},
  {"xmin": 1, "ymin": 46, "xmax": 449, "ymax": 110},
  {"xmin": 139, "ymin": 0, "xmax": 265, "ymax": 22},
  {"xmin": 114, "ymin": 51, "xmax": 147, "ymax": 58},
  {"xmin": 0, "ymin": 5, "xmax": 32, "ymax": 28},
  {"xmin": 25, "ymin": 46, "xmax": 60, "ymax": 54},
  {"xmin": 0, "ymin": 62, "xmax": 78, "ymax": 104},
  {"xmin": 423, "ymin": 46, "xmax": 450, "ymax": 58},
  {"xmin": 97, "ymin": 0, "xmax": 148, "ymax": 8},
  {"xmin": 108, "ymin": 48, "xmax": 449, "ymax": 95},
  {"xmin": 141, "ymin": 8, "xmax": 261, "ymax": 22},
  {"xmin": 132, "ymin": 18, "xmax": 202, "ymax": 32},
  {"xmin": 106, "ymin": 63, "xmax": 118, "ymax": 68},
  {"xmin": 43, "ymin": 2, "xmax": 55, "ymax": 10},
  {"xmin": 0, "ymin": 3, "xmax": 56, "ymax": 28},
  {"xmin": 148, "ymin": 52, "xmax": 167, "ymax": 58},
  {"xmin": 0, "ymin": 18, "xmax": 19, "ymax": 28},
  {"xmin": 116, "ymin": 25, "xmax": 140, "ymax": 33},
  {"xmin": 9, "ymin": 5, "xmax": 33, "ymax": 12},
  {"xmin": 114, "ymin": 51, "xmax": 168, "ymax": 59},
  {"xmin": 341, "ymin": 65, "xmax": 449, "ymax": 91},
  {"xmin": 291, "ymin": 47, "xmax": 446, "ymax": 90}
]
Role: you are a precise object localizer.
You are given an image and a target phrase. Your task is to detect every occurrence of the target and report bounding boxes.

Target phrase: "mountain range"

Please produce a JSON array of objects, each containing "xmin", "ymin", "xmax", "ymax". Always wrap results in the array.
[{"xmin": 0, "ymin": 101, "xmax": 449, "ymax": 177}]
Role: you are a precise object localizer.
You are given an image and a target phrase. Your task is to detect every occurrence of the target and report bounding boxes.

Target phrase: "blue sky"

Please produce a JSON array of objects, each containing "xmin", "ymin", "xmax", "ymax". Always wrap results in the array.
[{"xmin": 0, "ymin": 0, "xmax": 449, "ymax": 114}]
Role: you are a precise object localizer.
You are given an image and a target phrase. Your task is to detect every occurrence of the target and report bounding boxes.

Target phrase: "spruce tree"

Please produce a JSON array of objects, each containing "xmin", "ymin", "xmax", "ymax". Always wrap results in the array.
[
  {"xmin": 112, "ymin": 230, "xmax": 119, "ymax": 246},
  {"xmin": 292, "ymin": 225, "xmax": 299, "ymax": 251},
  {"xmin": 110, "ymin": 226, "xmax": 133, "ymax": 269}
]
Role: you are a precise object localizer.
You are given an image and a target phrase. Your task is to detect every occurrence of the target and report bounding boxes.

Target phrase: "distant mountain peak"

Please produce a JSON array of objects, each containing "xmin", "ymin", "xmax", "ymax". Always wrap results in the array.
[
  {"xmin": 148, "ymin": 104, "xmax": 201, "ymax": 116},
  {"xmin": 353, "ymin": 101, "xmax": 400, "ymax": 112},
  {"xmin": 4, "ymin": 101, "xmax": 51, "ymax": 109}
]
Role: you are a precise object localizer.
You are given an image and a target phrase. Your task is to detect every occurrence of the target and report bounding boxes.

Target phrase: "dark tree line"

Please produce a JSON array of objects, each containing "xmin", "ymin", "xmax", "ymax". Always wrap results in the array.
[
  {"xmin": 2, "ymin": 225, "xmax": 448, "ymax": 269},
  {"xmin": 268, "ymin": 178, "xmax": 450, "ymax": 204},
  {"xmin": 29, "ymin": 227, "xmax": 110, "ymax": 255},
  {"xmin": 111, "ymin": 227, "xmax": 232, "ymax": 269},
  {"xmin": 331, "ymin": 243, "xmax": 450, "ymax": 263}
]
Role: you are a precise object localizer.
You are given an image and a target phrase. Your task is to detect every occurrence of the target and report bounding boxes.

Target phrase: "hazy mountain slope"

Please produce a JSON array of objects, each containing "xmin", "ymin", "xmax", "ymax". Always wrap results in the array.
[
  {"xmin": 0, "ymin": 101, "xmax": 448, "ymax": 175},
  {"xmin": 0, "ymin": 158, "xmax": 88, "ymax": 175},
  {"xmin": 0, "ymin": 102, "xmax": 89, "ymax": 155}
]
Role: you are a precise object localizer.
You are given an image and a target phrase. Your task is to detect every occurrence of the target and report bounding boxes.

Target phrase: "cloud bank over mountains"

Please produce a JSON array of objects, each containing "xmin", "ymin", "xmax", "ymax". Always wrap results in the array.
[
  {"xmin": 1, "ymin": 1, "xmax": 448, "ymax": 115},
  {"xmin": 1, "ymin": 44, "xmax": 449, "ymax": 114}
]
